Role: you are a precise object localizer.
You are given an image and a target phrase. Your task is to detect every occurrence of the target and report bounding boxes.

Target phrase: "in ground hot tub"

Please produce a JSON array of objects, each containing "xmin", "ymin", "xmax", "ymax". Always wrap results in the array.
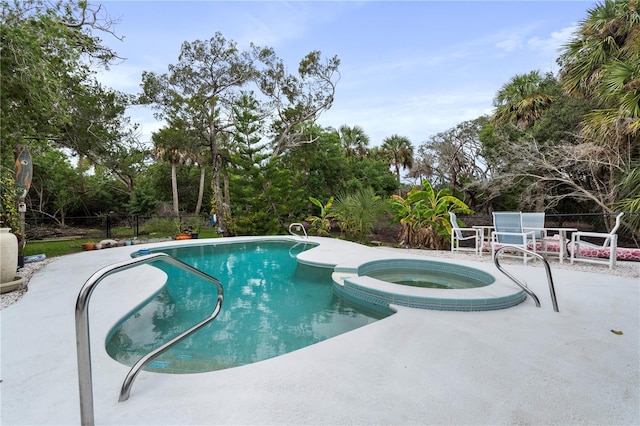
[{"xmin": 333, "ymin": 258, "xmax": 526, "ymax": 312}]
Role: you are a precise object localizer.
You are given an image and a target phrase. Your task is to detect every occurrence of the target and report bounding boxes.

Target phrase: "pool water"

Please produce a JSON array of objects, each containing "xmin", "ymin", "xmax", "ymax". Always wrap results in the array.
[
  {"xmin": 106, "ymin": 241, "xmax": 387, "ymax": 373},
  {"xmin": 365, "ymin": 269, "xmax": 489, "ymax": 289}
]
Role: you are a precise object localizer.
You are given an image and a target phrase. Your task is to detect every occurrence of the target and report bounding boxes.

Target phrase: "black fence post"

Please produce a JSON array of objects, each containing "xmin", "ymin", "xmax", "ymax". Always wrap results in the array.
[
  {"xmin": 106, "ymin": 214, "xmax": 111, "ymax": 239},
  {"xmin": 135, "ymin": 215, "xmax": 139, "ymax": 237}
]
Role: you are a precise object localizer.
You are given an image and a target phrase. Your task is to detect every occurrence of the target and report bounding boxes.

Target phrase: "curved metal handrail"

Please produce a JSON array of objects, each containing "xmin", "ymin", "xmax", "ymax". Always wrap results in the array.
[
  {"xmin": 493, "ymin": 245, "xmax": 559, "ymax": 312},
  {"xmin": 288, "ymin": 222, "xmax": 308, "ymax": 238},
  {"xmin": 75, "ymin": 252, "xmax": 224, "ymax": 426}
]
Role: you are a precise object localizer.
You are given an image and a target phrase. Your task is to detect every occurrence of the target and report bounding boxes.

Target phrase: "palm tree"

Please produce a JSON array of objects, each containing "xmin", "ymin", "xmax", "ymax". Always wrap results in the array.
[
  {"xmin": 558, "ymin": 0, "xmax": 640, "ymax": 141},
  {"xmin": 338, "ymin": 124, "xmax": 370, "ymax": 157},
  {"xmin": 152, "ymin": 127, "xmax": 191, "ymax": 217},
  {"xmin": 153, "ymin": 119, "xmax": 209, "ymax": 216},
  {"xmin": 492, "ymin": 72, "xmax": 558, "ymax": 211},
  {"xmin": 614, "ymin": 161, "xmax": 640, "ymax": 236},
  {"xmin": 493, "ymin": 71, "xmax": 555, "ymax": 129},
  {"xmin": 334, "ymin": 187, "xmax": 387, "ymax": 243},
  {"xmin": 381, "ymin": 134, "xmax": 414, "ymax": 190}
]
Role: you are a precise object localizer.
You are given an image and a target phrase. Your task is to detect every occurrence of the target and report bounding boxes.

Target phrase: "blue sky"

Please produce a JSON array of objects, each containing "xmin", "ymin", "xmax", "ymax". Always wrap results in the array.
[{"xmin": 96, "ymin": 0, "xmax": 594, "ymax": 147}]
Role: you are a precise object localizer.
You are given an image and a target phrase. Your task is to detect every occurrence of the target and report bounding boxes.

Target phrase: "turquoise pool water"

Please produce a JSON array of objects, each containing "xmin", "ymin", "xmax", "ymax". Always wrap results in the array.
[
  {"xmin": 106, "ymin": 240, "xmax": 387, "ymax": 373},
  {"xmin": 365, "ymin": 268, "xmax": 490, "ymax": 289}
]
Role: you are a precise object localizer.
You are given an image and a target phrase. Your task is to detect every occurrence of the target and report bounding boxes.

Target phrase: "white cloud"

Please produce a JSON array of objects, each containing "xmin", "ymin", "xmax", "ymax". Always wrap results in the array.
[
  {"xmin": 527, "ymin": 24, "xmax": 577, "ymax": 55},
  {"xmin": 319, "ymin": 87, "xmax": 495, "ymax": 147},
  {"xmin": 496, "ymin": 37, "xmax": 523, "ymax": 52}
]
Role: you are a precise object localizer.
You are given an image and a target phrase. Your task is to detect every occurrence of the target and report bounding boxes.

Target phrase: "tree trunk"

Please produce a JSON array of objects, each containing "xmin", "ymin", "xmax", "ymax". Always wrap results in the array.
[
  {"xmin": 195, "ymin": 165, "xmax": 205, "ymax": 215},
  {"xmin": 171, "ymin": 162, "xmax": 179, "ymax": 216},
  {"xmin": 223, "ymin": 164, "xmax": 231, "ymax": 220},
  {"xmin": 211, "ymin": 129, "xmax": 226, "ymax": 235}
]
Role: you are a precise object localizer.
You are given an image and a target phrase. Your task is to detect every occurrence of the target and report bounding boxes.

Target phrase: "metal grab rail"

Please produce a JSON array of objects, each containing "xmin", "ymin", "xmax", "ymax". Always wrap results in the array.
[
  {"xmin": 288, "ymin": 222, "xmax": 308, "ymax": 238},
  {"xmin": 75, "ymin": 252, "xmax": 224, "ymax": 426},
  {"xmin": 493, "ymin": 245, "xmax": 559, "ymax": 312}
]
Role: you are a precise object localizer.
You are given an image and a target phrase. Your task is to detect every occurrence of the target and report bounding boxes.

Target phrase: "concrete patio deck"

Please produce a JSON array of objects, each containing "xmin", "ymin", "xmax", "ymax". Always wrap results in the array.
[{"xmin": 1, "ymin": 236, "xmax": 638, "ymax": 425}]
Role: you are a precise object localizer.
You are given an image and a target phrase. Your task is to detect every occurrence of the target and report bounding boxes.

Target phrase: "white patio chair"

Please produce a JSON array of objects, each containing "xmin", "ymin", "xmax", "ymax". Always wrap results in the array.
[
  {"xmin": 491, "ymin": 211, "xmax": 536, "ymax": 264},
  {"xmin": 570, "ymin": 212, "xmax": 624, "ymax": 269},
  {"xmin": 449, "ymin": 212, "xmax": 481, "ymax": 255}
]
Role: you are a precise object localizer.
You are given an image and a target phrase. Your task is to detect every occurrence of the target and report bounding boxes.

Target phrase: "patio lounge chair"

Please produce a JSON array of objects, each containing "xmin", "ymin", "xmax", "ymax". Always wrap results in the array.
[
  {"xmin": 449, "ymin": 212, "xmax": 481, "ymax": 255},
  {"xmin": 491, "ymin": 211, "xmax": 536, "ymax": 264},
  {"xmin": 570, "ymin": 212, "xmax": 624, "ymax": 269}
]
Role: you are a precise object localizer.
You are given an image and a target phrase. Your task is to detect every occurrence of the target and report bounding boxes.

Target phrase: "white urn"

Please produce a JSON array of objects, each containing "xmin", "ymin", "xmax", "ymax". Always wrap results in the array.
[{"xmin": 0, "ymin": 228, "xmax": 18, "ymax": 283}]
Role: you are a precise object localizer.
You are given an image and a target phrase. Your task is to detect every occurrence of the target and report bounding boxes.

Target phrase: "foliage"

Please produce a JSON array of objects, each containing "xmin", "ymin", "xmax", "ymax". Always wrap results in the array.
[
  {"xmin": 0, "ymin": 168, "xmax": 19, "ymax": 232},
  {"xmin": 140, "ymin": 217, "xmax": 178, "ymax": 235},
  {"xmin": 0, "ymin": 0, "xmax": 124, "ymax": 163},
  {"xmin": 334, "ymin": 187, "xmax": 388, "ymax": 243},
  {"xmin": 338, "ymin": 125, "xmax": 370, "ymax": 157},
  {"xmin": 558, "ymin": 0, "xmax": 640, "ymax": 140},
  {"xmin": 140, "ymin": 33, "xmax": 255, "ymax": 233},
  {"xmin": 126, "ymin": 185, "xmax": 159, "ymax": 216},
  {"xmin": 614, "ymin": 162, "xmax": 640, "ymax": 236},
  {"xmin": 28, "ymin": 146, "xmax": 83, "ymax": 225},
  {"xmin": 412, "ymin": 117, "xmax": 489, "ymax": 211},
  {"xmin": 493, "ymin": 71, "xmax": 556, "ymax": 129},
  {"xmin": 342, "ymin": 156, "xmax": 398, "ymax": 196},
  {"xmin": 141, "ymin": 33, "xmax": 340, "ymax": 235},
  {"xmin": 56, "ymin": 80, "xmax": 145, "ymax": 199},
  {"xmin": 152, "ymin": 121, "xmax": 199, "ymax": 216},
  {"xmin": 252, "ymin": 47, "xmax": 340, "ymax": 155},
  {"xmin": 306, "ymin": 196, "xmax": 338, "ymax": 236},
  {"xmin": 388, "ymin": 179, "xmax": 472, "ymax": 249},
  {"xmin": 381, "ymin": 134, "xmax": 414, "ymax": 189}
]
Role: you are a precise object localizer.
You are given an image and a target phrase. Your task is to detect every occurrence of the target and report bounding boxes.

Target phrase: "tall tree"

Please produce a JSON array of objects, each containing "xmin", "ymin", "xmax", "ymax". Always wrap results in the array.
[
  {"xmin": 58, "ymin": 80, "xmax": 146, "ymax": 200},
  {"xmin": 338, "ymin": 125, "xmax": 370, "ymax": 157},
  {"xmin": 152, "ymin": 124, "xmax": 192, "ymax": 216},
  {"xmin": 141, "ymin": 33, "xmax": 340, "ymax": 235},
  {"xmin": 493, "ymin": 71, "xmax": 556, "ymax": 129},
  {"xmin": 227, "ymin": 93, "xmax": 269, "ymax": 234},
  {"xmin": 140, "ymin": 33, "xmax": 255, "ymax": 234},
  {"xmin": 416, "ymin": 118, "xmax": 489, "ymax": 211},
  {"xmin": 558, "ymin": 0, "xmax": 640, "ymax": 141},
  {"xmin": 1, "ymin": 0, "xmax": 121, "ymax": 164},
  {"xmin": 491, "ymin": 72, "xmax": 559, "ymax": 210},
  {"xmin": 381, "ymin": 134, "xmax": 414, "ymax": 191},
  {"xmin": 557, "ymin": 0, "xmax": 639, "ymax": 226},
  {"xmin": 252, "ymin": 47, "xmax": 340, "ymax": 155}
]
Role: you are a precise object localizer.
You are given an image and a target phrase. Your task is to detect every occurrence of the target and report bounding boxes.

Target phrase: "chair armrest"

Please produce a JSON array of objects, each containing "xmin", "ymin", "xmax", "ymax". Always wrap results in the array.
[
  {"xmin": 572, "ymin": 231, "xmax": 612, "ymax": 239},
  {"xmin": 457, "ymin": 228, "xmax": 481, "ymax": 235},
  {"xmin": 491, "ymin": 231, "xmax": 536, "ymax": 245},
  {"xmin": 492, "ymin": 231, "xmax": 535, "ymax": 238},
  {"xmin": 522, "ymin": 227, "xmax": 548, "ymax": 238},
  {"xmin": 571, "ymin": 231, "xmax": 615, "ymax": 248}
]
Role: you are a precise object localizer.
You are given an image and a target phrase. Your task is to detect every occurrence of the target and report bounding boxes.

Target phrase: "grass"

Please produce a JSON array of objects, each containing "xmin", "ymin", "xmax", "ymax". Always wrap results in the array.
[{"xmin": 24, "ymin": 227, "xmax": 221, "ymax": 258}]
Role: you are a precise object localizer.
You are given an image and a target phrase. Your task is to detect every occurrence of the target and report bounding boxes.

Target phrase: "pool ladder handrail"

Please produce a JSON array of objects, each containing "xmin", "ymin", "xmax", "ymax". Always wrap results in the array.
[
  {"xmin": 75, "ymin": 252, "xmax": 224, "ymax": 426},
  {"xmin": 288, "ymin": 222, "xmax": 308, "ymax": 238},
  {"xmin": 493, "ymin": 245, "xmax": 559, "ymax": 312}
]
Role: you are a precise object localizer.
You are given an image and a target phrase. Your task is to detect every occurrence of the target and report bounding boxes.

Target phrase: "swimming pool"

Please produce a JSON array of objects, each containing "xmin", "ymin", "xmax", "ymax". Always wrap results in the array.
[{"xmin": 106, "ymin": 240, "xmax": 387, "ymax": 373}]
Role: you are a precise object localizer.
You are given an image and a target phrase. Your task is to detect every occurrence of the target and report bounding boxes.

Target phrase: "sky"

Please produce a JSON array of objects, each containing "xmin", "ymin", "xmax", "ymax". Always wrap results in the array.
[{"xmin": 95, "ymin": 0, "xmax": 595, "ymax": 148}]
